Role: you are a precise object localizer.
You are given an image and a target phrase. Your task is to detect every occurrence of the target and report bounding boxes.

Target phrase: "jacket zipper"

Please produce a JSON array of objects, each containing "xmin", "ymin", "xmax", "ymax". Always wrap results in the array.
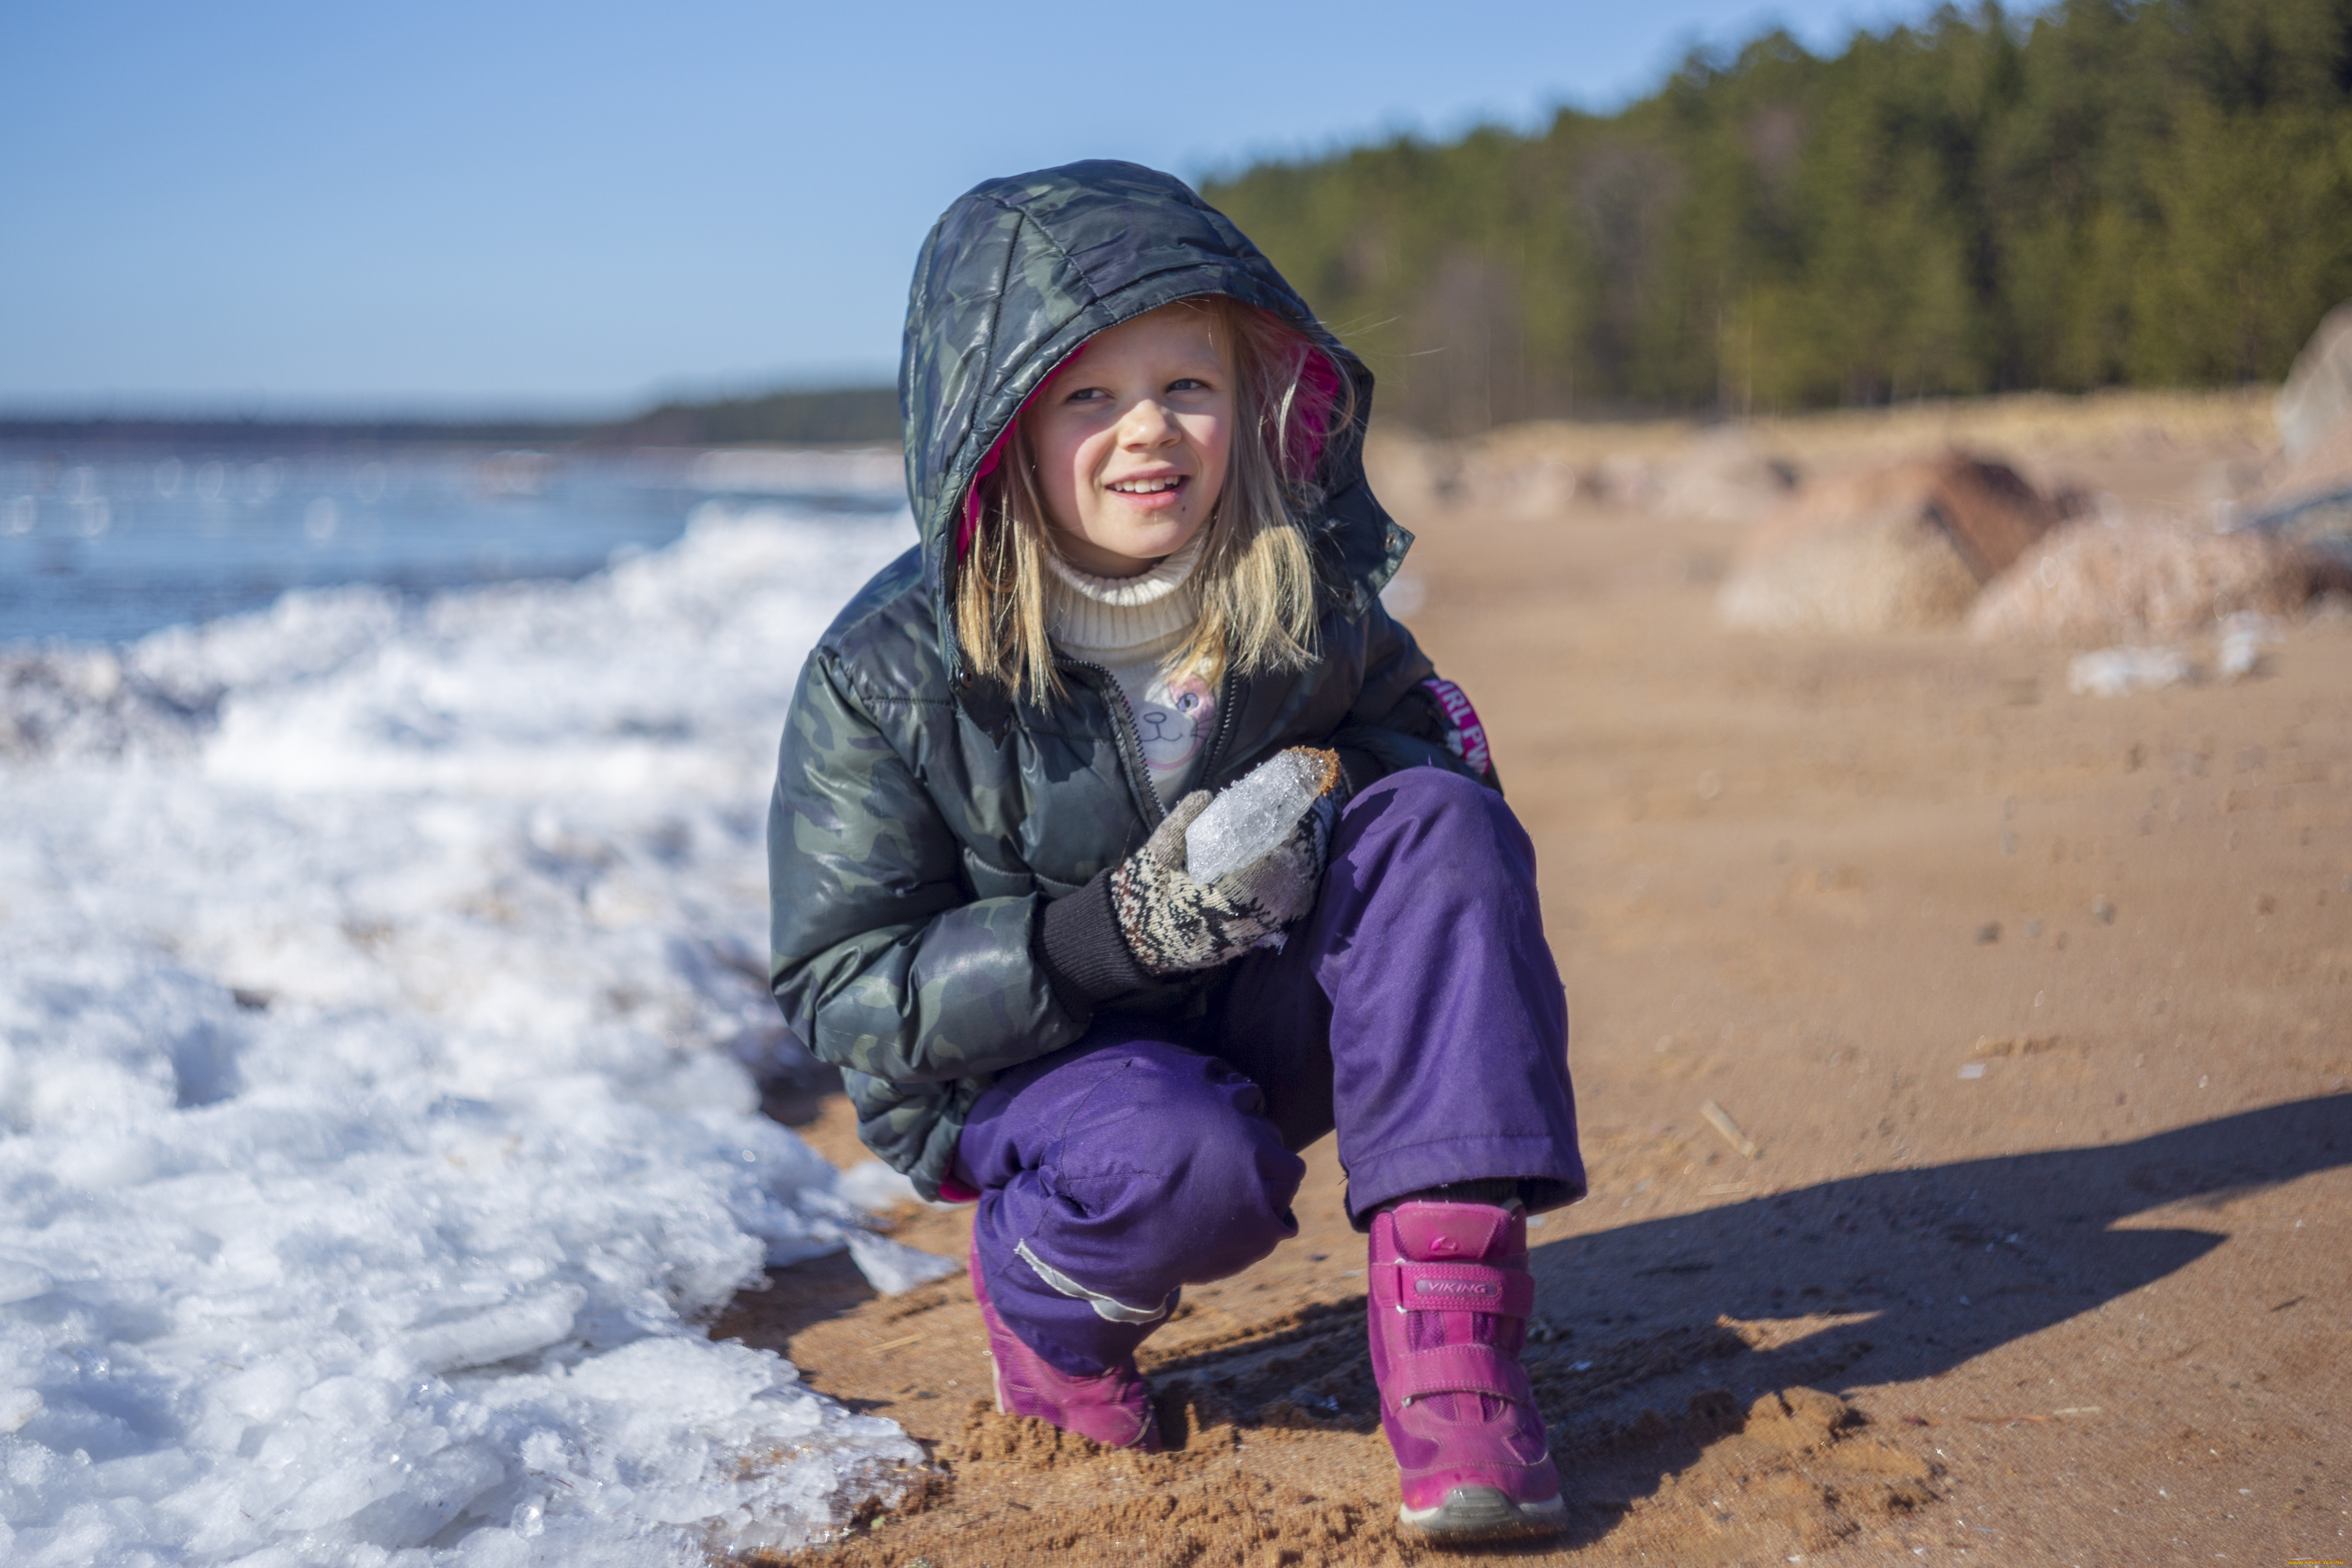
[
  {"xmin": 1057, "ymin": 656, "xmax": 1167, "ymax": 830},
  {"xmin": 1195, "ymin": 664, "xmax": 1241, "ymax": 788}
]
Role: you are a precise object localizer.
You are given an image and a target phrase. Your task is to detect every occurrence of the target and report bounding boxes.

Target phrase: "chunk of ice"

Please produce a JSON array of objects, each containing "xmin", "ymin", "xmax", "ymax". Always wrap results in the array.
[
  {"xmin": 837, "ymin": 1158, "xmax": 922, "ymax": 1214},
  {"xmin": 396, "ymin": 1286, "xmax": 586, "ymax": 1373},
  {"xmin": 2216, "ymin": 612, "xmax": 2280, "ymax": 681},
  {"xmin": 0, "ymin": 1259, "xmax": 55, "ymax": 1304},
  {"xmin": 2067, "ymin": 644, "xmax": 2193, "ymax": 697},
  {"xmin": 846, "ymin": 1231, "xmax": 963, "ymax": 1295},
  {"xmin": 1185, "ymin": 749, "xmax": 1338, "ymax": 884}
]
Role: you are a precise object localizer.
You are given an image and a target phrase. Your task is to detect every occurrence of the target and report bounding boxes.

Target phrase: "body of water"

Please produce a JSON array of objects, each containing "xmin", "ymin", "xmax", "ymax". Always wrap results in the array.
[{"xmin": 0, "ymin": 443, "xmax": 905, "ymax": 645}]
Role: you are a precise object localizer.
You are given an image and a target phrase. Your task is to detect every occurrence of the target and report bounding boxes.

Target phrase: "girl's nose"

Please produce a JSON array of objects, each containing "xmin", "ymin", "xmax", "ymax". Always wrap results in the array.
[{"xmin": 1118, "ymin": 397, "xmax": 1180, "ymax": 449}]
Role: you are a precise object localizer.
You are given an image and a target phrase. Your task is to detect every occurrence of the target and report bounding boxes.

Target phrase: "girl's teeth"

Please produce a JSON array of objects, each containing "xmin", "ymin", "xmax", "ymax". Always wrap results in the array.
[{"xmin": 1114, "ymin": 478, "xmax": 1179, "ymax": 493}]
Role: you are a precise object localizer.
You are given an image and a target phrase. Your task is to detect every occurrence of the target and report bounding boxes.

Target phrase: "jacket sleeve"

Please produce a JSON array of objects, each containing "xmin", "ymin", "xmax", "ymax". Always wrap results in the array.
[
  {"xmin": 767, "ymin": 649, "xmax": 1089, "ymax": 1085},
  {"xmin": 1329, "ymin": 598, "xmax": 1503, "ymax": 793}
]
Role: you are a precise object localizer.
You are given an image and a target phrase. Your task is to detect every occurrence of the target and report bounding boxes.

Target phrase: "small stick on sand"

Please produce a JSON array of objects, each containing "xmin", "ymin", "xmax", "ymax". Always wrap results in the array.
[{"xmin": 1701, "ymin": 1100, "xmax": 1759, "ymax": 1159}]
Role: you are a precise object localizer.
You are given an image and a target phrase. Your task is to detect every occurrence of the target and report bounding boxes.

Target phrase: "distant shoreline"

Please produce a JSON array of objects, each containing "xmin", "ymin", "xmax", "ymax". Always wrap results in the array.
[{"xmin": 0, "ymin": 383, "xmax": 903, "ymax": 453}]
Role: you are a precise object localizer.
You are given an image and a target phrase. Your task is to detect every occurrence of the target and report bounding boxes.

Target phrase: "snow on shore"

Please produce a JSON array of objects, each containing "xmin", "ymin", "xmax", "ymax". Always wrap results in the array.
[{"xmin": 0, "ymin": 503, "xmax": 934, "ymax": 1565}]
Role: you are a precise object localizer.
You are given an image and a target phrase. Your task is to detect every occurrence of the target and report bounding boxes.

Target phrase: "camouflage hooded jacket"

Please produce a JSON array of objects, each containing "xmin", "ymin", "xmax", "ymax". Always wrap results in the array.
[{"xmin": 766, "ymin": 161, "xmax": 1489, "ymax": 1197}]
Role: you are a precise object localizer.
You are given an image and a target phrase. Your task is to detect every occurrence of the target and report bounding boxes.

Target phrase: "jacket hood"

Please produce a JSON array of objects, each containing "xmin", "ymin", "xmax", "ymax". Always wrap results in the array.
[{"xmin": 897, "ymin": 160, "xmax": 1402, "ymax": 668}]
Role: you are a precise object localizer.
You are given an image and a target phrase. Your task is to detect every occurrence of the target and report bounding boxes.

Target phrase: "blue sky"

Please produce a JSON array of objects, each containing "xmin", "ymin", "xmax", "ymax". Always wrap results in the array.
[{"xmin": 1, "ymin": 0, "xmax": 1925, "ymax": 412}]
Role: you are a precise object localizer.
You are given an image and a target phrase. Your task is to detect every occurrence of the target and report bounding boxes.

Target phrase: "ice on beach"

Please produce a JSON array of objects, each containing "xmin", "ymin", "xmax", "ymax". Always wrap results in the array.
[
  {"xmin": 0, "ymin": 501, "xmax": 942, "ymax": 1565},
  {"xmin": 2065, "ymin": 613, "xmax": 2282, "ymax": 698},
  {"xmin": 843, "ymin": 1233, "xmax": 963, "ymax": 1297},
  {"xmin": 2214, "ymin": 612, "xmax": 2282, "ymax": 680},
  {"xmin": 2067, "ymin": 644, "xmax": 2196, "ymax": 696},
  {"xmin": 836, "ymin": 1158, "xmax": 922, "ymax": 1215},
  {"xmin": 1185, "ymin": 748, "xmax": 1336, "ymax": 885},
  {"xmin": 833, "ymin": 1163, "xmax": 964, "ymax": 1293}
]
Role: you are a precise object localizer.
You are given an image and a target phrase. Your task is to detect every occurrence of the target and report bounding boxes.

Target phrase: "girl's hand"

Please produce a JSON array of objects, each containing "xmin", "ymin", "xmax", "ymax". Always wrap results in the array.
[{"xmin": 1109, "ymin": 769, "xmax": 1334, "ymax": 976}]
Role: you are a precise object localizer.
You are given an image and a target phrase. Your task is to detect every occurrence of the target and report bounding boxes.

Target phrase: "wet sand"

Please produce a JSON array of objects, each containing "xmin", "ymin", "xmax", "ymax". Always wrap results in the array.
[{"xmin": 732, "ymin": 395, "xmax": 2352, "ymax": 1566}]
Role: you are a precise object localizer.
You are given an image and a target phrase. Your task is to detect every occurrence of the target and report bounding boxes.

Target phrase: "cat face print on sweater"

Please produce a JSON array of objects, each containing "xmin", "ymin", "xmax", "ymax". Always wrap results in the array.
[{"xmin": 1133, "ymin": 669, "xmax": 1216, "ymax": 795}]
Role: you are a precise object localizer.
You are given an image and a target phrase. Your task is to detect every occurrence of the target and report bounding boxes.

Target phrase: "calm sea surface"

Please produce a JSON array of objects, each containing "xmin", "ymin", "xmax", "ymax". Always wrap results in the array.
[{"xmin": 0, "ymin": 444, "xmax": 903, "ymax": 646}]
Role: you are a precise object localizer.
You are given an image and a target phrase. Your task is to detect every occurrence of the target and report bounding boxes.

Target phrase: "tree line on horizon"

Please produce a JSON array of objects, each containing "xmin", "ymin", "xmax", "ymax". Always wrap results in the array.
[{"xmin": 1202, "ymin": 0, "xmax": 2352, "ymax": 433}]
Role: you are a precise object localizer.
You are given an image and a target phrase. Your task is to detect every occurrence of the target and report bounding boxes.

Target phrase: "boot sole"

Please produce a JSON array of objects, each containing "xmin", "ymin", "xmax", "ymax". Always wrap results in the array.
[{"xmin": 1399, "ymin": 1485, "xmax": 1566, "ymax": 1538}]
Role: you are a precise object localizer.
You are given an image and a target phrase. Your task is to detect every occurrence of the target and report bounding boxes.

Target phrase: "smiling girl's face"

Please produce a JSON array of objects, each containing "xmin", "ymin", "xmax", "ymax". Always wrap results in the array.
[{"xmin": 1023, "ymin": 304, "xmax": 1233, "ymax": 578}]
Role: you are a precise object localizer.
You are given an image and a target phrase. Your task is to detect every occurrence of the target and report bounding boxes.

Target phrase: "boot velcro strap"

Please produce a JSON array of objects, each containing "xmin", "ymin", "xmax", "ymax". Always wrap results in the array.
[
  {"xmin": 1381, "ymin": 1261, "xmax": 1534, "ymax": 1319},
  {"xmin": 1391, "ymin": 1342, "xmax": 1534, "ymax": 1405}
]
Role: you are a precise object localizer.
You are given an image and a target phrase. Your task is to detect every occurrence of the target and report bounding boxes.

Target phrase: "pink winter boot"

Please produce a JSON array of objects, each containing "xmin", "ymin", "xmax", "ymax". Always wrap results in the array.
[
  {"xmin": 968, "ymin": 1235, "xmax": 1161, "ymax": 1451},
  {"xmin": 1367, "ymin": 1199, "xmax": 1564, "ymax": 1535}
]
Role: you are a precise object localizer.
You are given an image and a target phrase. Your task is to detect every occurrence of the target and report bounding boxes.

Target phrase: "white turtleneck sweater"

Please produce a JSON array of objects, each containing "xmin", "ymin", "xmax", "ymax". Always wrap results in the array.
[{"xmin": 1044, "ymin": 531, "xmax": 1216, "ymax": 805}]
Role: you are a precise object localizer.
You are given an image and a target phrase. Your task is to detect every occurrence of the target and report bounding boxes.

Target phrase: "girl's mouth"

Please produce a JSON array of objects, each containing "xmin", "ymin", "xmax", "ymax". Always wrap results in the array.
[{"xmin": 1103, "ymin": 473, "xmax": 1189, "ymax": 513}]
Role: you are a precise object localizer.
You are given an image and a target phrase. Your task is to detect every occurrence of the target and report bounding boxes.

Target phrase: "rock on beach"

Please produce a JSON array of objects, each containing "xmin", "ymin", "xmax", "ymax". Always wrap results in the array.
[{"xmin": 1718, "ymin": 453, "xmax": 2061, "ymax": 633}]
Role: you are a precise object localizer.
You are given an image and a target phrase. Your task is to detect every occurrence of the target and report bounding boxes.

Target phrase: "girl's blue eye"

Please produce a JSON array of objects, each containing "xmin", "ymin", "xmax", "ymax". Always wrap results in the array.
[{"xmin": 1169, "ymin": 378, "xmax": 1208, "ymax": 392}]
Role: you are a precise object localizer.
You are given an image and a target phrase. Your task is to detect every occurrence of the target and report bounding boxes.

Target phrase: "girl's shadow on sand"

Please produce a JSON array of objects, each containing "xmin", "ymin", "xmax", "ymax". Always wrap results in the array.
[{"xmin": 1145, "ymin": 1093, "xmax": 2349, "ymax": 1550}]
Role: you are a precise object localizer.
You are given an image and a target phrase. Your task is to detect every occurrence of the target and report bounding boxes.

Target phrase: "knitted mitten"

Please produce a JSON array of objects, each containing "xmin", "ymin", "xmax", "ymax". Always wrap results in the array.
[{"xmin": 1109, "ymin": 762, "xmax": 1334, "ymax": 976}]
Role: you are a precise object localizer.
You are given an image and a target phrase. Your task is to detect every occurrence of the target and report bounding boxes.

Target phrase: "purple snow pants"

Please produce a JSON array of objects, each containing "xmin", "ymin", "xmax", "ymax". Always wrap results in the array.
[{"xmin": 954, "ymin": 766, "xmax": 1584, "ymax": 1377}]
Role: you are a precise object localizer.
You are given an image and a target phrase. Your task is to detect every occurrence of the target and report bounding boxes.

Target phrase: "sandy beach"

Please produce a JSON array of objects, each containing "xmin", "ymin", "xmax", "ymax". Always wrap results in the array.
[{"xmin": 733, "ymin": 392, "xmax": 2352, "ymax": 1567}]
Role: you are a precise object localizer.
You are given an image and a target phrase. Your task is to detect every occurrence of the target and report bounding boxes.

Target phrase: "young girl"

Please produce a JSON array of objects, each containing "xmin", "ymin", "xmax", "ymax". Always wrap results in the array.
[{"xmin": 769, "ymin": 160, "xmax": 1584, "ymax": 1537}]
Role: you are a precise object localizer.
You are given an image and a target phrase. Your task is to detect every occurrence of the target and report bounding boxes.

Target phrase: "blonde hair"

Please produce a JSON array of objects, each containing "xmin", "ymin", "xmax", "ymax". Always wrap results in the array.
[{"xmin": 953, "ymin": 296, "xmax": 1353, "ymax": 705}]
